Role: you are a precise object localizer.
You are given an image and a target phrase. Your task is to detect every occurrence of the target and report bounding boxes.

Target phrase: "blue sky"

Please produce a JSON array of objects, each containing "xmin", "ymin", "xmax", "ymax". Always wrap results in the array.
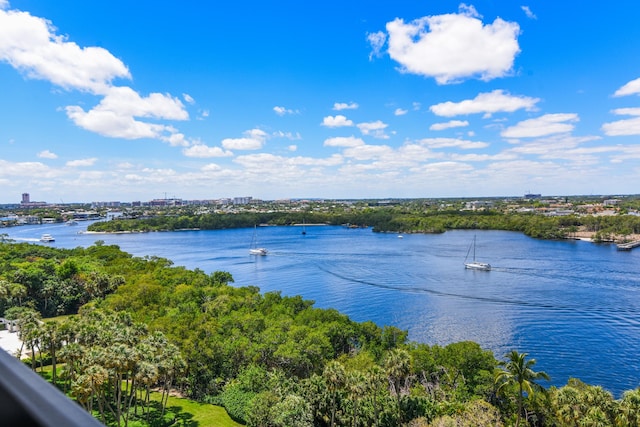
[{"xmin": 1, "ymin": 1, "xmax": 640, "ymax": 203}]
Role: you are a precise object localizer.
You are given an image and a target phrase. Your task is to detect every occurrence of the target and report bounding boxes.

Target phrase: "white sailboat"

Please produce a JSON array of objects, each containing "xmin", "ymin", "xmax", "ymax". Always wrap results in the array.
[
  {"xmin": 464, "ymin": 235, "xmax": 491, "ymax": 271},
  {"xmin": 249, "ymin": 225, "xmax": 268, "ymax": 256}
]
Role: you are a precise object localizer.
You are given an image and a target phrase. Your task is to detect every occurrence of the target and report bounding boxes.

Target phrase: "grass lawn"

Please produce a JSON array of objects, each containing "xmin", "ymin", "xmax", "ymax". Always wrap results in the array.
[
  {"xmin": 150, "ymin": 394, "xmax": 243, "ymax": 427},
  {"xmin": 35, "ymin": 366, "xmax": 242, "ymax": 426}
]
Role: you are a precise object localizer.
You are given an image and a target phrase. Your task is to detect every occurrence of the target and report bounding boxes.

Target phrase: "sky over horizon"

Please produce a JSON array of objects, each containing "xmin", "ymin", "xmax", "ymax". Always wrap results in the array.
[{"xmin": 1, "ymin": 1, "xmax": 640, "ymax": 203}]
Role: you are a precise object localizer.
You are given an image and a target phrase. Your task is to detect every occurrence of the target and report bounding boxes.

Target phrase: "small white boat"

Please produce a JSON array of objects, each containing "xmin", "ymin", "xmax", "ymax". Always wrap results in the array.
[
  {"xmin": 66, "ymin": 220, "xmax": 78, "ymax": 225},
  {"xmin": 464, "ymin": 235, "xmax": 490, "ymax": 271},
  {"xmin": 40, "ymin": 234, "xmax": 55, "ymax": 242},
  {"xmin": 249, "ymin": 225, "xmax": 268, "ymax": 256},
  {"xmin": 249, "ymin": 247, "xmax": 268, "ymax": 256}
]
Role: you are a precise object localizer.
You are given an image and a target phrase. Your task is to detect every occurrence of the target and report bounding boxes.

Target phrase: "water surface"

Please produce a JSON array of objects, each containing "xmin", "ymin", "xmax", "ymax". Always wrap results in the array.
[{"xmin": 7, "ymin": 222, "xmax": 640, "ymax": 396}]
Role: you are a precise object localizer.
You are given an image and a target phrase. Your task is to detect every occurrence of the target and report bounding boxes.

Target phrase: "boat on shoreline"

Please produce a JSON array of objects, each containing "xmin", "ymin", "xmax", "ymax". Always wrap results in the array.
[{"xmin": 464, "ymin": 235, "xmax": 491, "ymax": 271}]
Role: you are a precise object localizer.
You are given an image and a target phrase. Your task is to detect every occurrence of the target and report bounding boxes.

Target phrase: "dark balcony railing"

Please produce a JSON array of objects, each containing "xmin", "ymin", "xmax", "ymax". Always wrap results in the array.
[{"xmin": 0, "ymin": 349, "xmax": 102, "ymax": 426}]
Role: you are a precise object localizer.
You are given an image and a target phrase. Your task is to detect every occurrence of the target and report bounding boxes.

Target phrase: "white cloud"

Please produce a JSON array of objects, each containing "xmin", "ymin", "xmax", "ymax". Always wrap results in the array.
[
  {"xmin": 66, "ymin": 157, "xmax": 97, "ymax": 167},
  {"xmin": 201, "ymin": 163, "xmax": 221, "ymax": 172},
  {"xmin": 417, "ymin": 137, "xmax": 488, "ymax": 149},
  {"xmin": 384, "ymin": 6, "xmax": 520, "ymax": 84},
  {"xmin": 501, "ymin": 113, "xmax": 579, "ymax": 138},
  {"xmin": 366, "ymin": 31, "xmax": 387, "ymax": 60},
  {"xmin": 183, "ymin": 144, "xmax": 233, "ymax": 158},
  {"xmin": 273, "ymin": 131, "xmax": 301, "ymax": 140},
  {"xmin": 602, "ymin": 108, "xmax": 640, "ymax": 136},
  {"xmin": 430, "ymin": 120, "xmax": 469, "ymax": 131},
  {"xmin": 322, "ymin": 115, "xmax": 354, "ymax": 127},
  {"xmin": 288, "ymin": 145, "xmax": 297, "ymax": 152},
  {"xmin": 343, "ymin": 144, "xmax": 394, "ymax": 161},
  {"xmin": 234, "ymin": 153, "xmax": 343, "ymax": 169},
  {"xmin": 394, "ymin": 108, "xmax": 408, "ymax": 116},
  {"xmin": 0, "ymin": 8, "xmax": 130, "ymax": 94},
  {"xmin": 521, "ymin": 6, "xmax": 537, "ymax": 19},
  {"xmin": 430, "ymin": 90, "xmax": 539, "ymax": 117},
  {"xmin": 65, "ymin": 86, "xmax": 189, "ymax": 140},
  {"xmin": 221, "ymin": 128, "xmax": 268, "ymax": 150},
  {"xmin": 37, "ymin": 149, "xmax": 57, "ymax": 159},
  {"xmin": 333, "ymin": 102, "xmax": 359, "ymax": 111},
  {"xmin": 183, "ymin": 93, "xmax": 195, "ymax": 104},
  {"xmin": 0, "ymin": 159, "xmax": 53, "ymax": 177},
  {"xmin": 613, "ymin": 77, "xmax": 640, "ymax": 97},
  {"xmin": 357, "ymin": 120, "xmax": 389, "ymax": 139},
  {"xmin": 323, "ymin": 136, "xmax": 365, "ymax": 147},
  {"xmin": 274, "ymin": 106, "xmax": 299, "ymax": 116}
]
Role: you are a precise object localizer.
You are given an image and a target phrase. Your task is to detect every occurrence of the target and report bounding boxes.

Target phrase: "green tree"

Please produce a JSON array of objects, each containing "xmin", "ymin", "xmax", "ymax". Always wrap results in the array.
[{"xmin": 495, "ymin": 350, "xmax": 549, "ymax": 427}]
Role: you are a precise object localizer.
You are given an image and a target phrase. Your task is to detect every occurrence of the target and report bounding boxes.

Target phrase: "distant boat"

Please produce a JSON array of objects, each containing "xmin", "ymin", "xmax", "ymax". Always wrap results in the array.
[
  {"xmin": 249, "ymin": 225, "xmax": 268, "ymax": 256},
  {"xmin": 40, "ymin": 234, "xmax": 55, "ymax": 243},
  {"xmin": 302, "ymin": 218, "xmax": 307, "ymax": 235},
  {"xmin": 464, "ymin": 235, "xmax": 491, "ymax": 271},
  {"xmin": 66, "ymin": 220, "xmax": 78, "ymax": 225}
]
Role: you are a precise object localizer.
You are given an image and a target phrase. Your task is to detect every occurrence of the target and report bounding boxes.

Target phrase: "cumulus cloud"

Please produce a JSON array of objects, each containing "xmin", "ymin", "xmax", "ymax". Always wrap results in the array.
[
  {"xmin": 0, "ymin": 5, "xmax": 197, "ymax": 146},
  {"xmin": 182, "ymin": 144, "xmax": 233, "ymax": 158},
  {"xmin": 333, "ymin": 102, "xmax": 359, "ymax": 111},
  {"xmin": 66, "ymin": 157, "xmax": 97, "ymax": 167},
  {"xmin": 382, "ymin": 5, "xmax": 520, "ymax": 84},
  {"xmin": 37, "ymin": 149, "xmax": 58, "ymax": 159},
  {"xmin": 273, "ymin": 106, "xmax": 299, "ymax": 116},
  {"xmin": 613, "ymin": 77, "xmax": 640, "ymax": 97},
  {"xmin": 322, "ymin": 115, "xmax": 354, "ymax": 127},
  {"xmin": 430, "ymin": 90, "xmax": 540, "ymax": 117},
  {"xmin": 221, "ymin": 128, "xmax": 268, "ymax": 150},
  {"xmin": 394, "ymin": 108, "xmax": 408, "ymax": 116},
  {"xmin": 0, "ymin": 7, "xmax": 130, "ymax": 94},
  {"xmin": 430, "ymin": 120, "xmax": 469, "ymax": 131},
  {"xmin": 501, "ymin": 113, "xmax": 579, "ymax": 138},
  {"xmin": 357, "ymin": 120, "xmax": 389, "ymax": 139},
  {"xmin": 602, "ymin": 108, "xmax": 640, "ymax": 136},
  {"xmin": 323, "ymin": 136, "xmax": 365, "ymax": 147},
  {"xmin": 65, "ymin": 86, "xmax": 189, "ymax": 140}
]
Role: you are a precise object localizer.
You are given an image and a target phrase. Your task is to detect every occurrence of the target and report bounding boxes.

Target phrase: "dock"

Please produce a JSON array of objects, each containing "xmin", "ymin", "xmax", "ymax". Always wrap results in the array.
[{"xmin": 616, "ymin": 240, "xmax": 640, "ymax": 251}]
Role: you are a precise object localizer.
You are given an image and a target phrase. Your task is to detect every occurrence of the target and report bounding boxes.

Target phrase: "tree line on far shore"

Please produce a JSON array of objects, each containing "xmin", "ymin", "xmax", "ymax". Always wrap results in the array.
[{"xmin": 87, "ymin": 208, "xmax": 640, "ymax": 243}]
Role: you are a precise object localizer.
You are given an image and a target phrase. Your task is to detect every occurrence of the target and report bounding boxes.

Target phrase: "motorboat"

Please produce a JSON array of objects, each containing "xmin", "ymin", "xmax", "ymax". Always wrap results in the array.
[{"xmin": 40, "ymin": 234, "xmax": 55, "ymax": 242}]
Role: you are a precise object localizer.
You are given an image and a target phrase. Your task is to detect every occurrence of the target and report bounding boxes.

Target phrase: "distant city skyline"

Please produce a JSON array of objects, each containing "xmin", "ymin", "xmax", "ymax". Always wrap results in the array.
[{"xmin": 1, "ymin": 1, "xmax": 640, "ymax": 204}]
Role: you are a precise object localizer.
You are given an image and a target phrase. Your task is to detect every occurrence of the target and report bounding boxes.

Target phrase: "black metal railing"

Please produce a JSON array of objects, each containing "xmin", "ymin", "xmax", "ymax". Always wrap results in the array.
[{"xmin": 0, "ymin": 349, "xmax": 102, "ymax": 426}]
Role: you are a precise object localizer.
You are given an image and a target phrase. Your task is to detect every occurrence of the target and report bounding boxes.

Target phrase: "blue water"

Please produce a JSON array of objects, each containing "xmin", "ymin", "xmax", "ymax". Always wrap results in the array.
[{"xmin": 6, "ymin": 222, "xmax": 640, "ymax": 396}]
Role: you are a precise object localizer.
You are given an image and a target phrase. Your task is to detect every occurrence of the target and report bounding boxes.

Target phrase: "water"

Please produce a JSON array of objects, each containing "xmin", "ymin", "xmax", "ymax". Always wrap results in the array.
[{"xmin": 6, "ymin": 222, "xmax": 640, "ymax": 396}]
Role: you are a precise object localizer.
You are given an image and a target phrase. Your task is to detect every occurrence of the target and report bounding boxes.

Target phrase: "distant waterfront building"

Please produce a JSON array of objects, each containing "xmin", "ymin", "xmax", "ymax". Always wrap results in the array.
[
  {"xmin": 233, "ymin": 197, "xmax": 252, "ymax": 205},
  {"xmin": 524, "ymin": 193, "xmax": 542, "ymax": 199},
  {"xmin": 19, "ymin": 192, "xmax": 47, "ymax": 208},
  {"xmin": 149, "ymin": 198, "xmax": 182, "ymax": 207}
]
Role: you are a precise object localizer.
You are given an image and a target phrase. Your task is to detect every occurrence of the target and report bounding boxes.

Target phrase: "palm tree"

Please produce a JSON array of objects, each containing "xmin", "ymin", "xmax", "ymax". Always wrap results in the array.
[
  {"xmin": 495, "ymin": 350, "xmax": 549, "ymax": 427},
  {"xmin": 323, "ymin": 360, "xmax": 346, "ymax": 427},
  {"xmin": 384, "ymin": 348, "xmax": 411, "ymax": 422}
]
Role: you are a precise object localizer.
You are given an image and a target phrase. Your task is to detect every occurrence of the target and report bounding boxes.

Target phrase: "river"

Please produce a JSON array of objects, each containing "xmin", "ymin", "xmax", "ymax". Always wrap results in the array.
[{"xmin": 5, "ymin": 221, "xmax": 640, "ymax": 397}]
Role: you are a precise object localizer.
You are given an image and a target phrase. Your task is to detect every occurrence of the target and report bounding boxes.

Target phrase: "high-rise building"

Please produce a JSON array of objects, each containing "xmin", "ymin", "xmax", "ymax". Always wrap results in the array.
[{"xmin": 21, "ymin": 193, "xmax": 30, "ymax": 204}]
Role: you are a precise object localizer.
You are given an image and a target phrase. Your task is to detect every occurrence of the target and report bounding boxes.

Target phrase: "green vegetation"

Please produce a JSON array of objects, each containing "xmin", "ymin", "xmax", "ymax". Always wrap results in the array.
[
  {"xmin": 1, "ymin": 240, "xmax": 640, "ymax": 426},
  {"xmin": 86, "ymin": 203, "xmax": 640, "ymax": 243}
]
